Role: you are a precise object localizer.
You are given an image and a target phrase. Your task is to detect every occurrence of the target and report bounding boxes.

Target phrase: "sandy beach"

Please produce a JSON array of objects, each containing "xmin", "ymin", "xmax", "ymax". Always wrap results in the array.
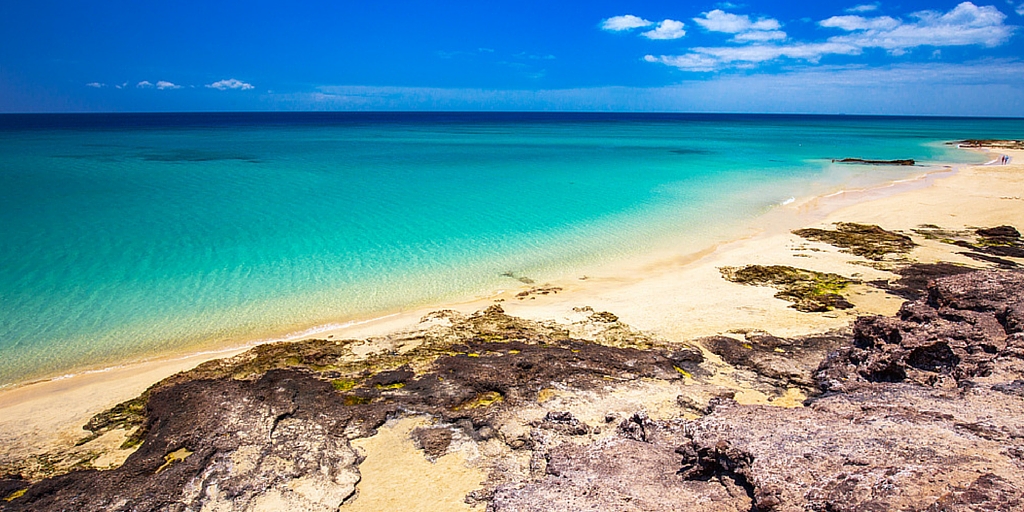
[{"xmin": 1, "ymin": 145, "xmax": 1022, "ymax": 490}]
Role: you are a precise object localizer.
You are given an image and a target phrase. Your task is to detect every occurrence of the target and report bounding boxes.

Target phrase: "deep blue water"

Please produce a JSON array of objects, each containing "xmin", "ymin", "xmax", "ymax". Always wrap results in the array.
[{"xmin": 1, "ymin": 112, "xmax": 1020, "ymax": 385}]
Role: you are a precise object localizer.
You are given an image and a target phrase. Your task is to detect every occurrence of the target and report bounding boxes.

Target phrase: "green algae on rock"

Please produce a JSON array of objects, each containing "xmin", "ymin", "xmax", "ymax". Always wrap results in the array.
[
  {"xmin": 793, "ymin": 222, "xmax": 916, "ymax": 261},
  {"xmin": 720, "ymin": 265, "xmax": 856, "ymax": 313}
]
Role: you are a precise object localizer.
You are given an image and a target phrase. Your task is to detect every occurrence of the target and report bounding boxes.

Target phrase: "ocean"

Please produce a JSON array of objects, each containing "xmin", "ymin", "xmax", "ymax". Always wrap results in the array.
[{"xmin": 1, "ymin": 112, "xmax": 1021, "ymax": 386}]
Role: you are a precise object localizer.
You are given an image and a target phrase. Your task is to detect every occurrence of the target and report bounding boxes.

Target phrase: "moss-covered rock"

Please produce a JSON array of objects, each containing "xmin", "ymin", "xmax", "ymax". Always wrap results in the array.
[
  {"xmin": 720, "ymin": 265, "xmax": 856, "ymax": 312},
  {"xmin": 793, "ymin": 223, "xmax": 916, "ymax": 261}
]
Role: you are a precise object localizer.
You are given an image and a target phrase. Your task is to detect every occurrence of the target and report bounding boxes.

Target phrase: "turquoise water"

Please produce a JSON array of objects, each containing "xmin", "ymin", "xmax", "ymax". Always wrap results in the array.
[{"xmin": 0, "ymin": 113, "xmax": 1020, "ymax": 386}]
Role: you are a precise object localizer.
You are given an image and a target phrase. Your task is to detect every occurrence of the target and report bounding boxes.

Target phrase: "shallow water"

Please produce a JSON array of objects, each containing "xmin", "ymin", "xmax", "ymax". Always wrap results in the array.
[{"xmin": 0, "ymin": 113, "xmax": 1020, "ymax": 385}]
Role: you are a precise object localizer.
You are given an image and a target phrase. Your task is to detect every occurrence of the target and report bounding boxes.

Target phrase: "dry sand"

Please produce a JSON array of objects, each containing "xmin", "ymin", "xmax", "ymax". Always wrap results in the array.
[{"xmin": 1, "ymin": 147, "xmax": 1021, "ymax": 475}]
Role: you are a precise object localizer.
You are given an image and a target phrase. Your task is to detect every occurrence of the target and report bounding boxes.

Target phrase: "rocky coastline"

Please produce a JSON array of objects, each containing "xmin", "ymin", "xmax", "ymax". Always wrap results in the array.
[{"xmin": 2, "ymin": 219, "xmax": 1023, "ymax": 511}]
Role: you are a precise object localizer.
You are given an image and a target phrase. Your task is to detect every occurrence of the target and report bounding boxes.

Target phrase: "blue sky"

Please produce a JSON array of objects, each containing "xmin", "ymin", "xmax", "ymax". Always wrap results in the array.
[{"xmin": 1, "ymin": 1, "xmax": 1023, "ymax": 115}]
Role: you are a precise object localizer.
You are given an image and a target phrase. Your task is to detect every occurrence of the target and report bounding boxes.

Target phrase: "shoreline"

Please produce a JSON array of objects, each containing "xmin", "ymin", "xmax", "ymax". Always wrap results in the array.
[
  {"xmin": 0, "ymin": 156, "xmax": 966, "ymax": 392},
  {"xmin": 0, "ymin": 159, "xmax": 950, "ymax": 391},
  {"xmin": 1, "ymin": 145, "xmax": 1018, "ymax": 466}
]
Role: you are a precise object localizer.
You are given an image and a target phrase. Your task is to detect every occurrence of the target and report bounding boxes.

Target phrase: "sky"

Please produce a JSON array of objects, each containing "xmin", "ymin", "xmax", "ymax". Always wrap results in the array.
[{"xmin": 1, "ymin": 1, "xmax": 1023, "ymax": 115}]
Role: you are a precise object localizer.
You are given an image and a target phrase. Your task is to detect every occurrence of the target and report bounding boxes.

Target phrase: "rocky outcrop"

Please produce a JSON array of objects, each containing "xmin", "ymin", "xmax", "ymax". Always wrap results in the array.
[
  {"xmin": 5, "ymin": 370, "xmax": 362, "ymax": 512},
  {"xmin": 720, "ymin": 265, "xmax": 856, "ymax": 312},
  {"xmin": 794, "ymin": 222, "xmax": 917, "ymax": 261},
  {"xmin": 678, "ymin": 383, "xmax": 1024, "ymax": 511},
  {"xmin": 1, "ymin": 306, "xmax": 704, "ymax": 511},
  {"xmin": 951, "ymin": 139, "xmax": 1024, "ymax": 150},
  {"xmin": 5, "ymin": 270, "xmax": 1024, "ymax": 511},
  {"xmin": 818, "ymin": 270, "xmax": 1024, "ymax": 391},
  {"xmin": 700, "ymin": 332, "xmax": 848, "ymax": 388}
]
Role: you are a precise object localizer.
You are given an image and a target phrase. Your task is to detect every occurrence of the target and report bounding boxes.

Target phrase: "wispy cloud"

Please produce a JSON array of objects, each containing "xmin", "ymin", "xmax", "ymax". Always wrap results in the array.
[
  {"xmin": 85, "ymin": 82, "xmax": 105, "ymax": 88},
  {"xmin": 155, "ymin": 81, "xmax": 181, "ymax": 90},
  {"xmin": 601, "ymin": 15, "xmax": 653, "ymax": 31},
  {"xmin": 270, "ymin": 60, "xmax": 1024, "ymax": 116},
  {"xmin": 846, "ymin": 4, "xmax": 880, "ymax": 13},
  {"xmin": 641, "ymin": 19, "xmax": 687, "ymax": 40},
  {"xmin": 206, "ymin": 78, "xmax": 254, "ymax": 90},
  {"xmin": 136, "ymin": 81, "xmax": 154, "ymax": 88},
  {"xmin": 1015, "ymin": 2, "xmax": 1024, "ymax": 15},
  {"xmin": 646, "ymin": 2, "xmax": 1014, "ymax": 71}
]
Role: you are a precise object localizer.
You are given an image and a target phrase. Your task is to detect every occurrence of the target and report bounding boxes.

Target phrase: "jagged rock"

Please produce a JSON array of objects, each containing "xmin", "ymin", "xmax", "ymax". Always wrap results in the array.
[
  {"xmin": 411, "ymin": 427, "xmax": 453, "ymax": 458},
  {"xmin": 818, "ymin": 270, "xmax": 1024, "ymax": 391},
  {"xmin": 617, "ymin": 411, "xmax": 656, "ymax": 443},
  {"xmin": 700, "ymin": 332, "xmax": 847, "ymax": 388},
  {"xmin": 869, "ymin": 262, "xmax": 977, "ymax": 300},
  {"xmin": 3, "ymin": 370, "xmax": 362, "ymax": 512},
  {"xmin": 535, "ymin": 412, "xmax": 592, "ymax": 436},
  {"xmin": 2, "ymin": 307, "xmax": 698, "ymax": 511},
  {"xmin": 490, "ymin": 425, "xmax": 753, "ymax": 512},
  {"xmin": 679, "ymin": 383, "xmax": 1024, "ymax": 511}
]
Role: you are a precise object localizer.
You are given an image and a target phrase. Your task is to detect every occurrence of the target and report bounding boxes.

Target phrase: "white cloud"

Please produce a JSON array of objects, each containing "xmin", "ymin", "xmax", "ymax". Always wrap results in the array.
[
  {"xmin": 206, "ymin": 78, "xmax": 255, "ymax": 90},
  {"xmin": 1014, "ymin": 2, "xmax": 1024, "ymax": 15},
  {"xmin": 825, "ymin": 2, "xmax": 1012, "ymax": 50},
  {"xmin": 846, "ymin": 4, "xmax": 880, "ymax": 13},
  {"xmin": 156, "ymin": 81, "xmax": 181, "ymax": 90},
  {"xmin": 819, "ymin": 15, "xmax": 900, "ymax": 31},
  {"xmin": 601, "ymin": 15, "xmax": 653, "ymax": 31},
  {"xmin": 648, "ymin": 2, "xmax": 1013, "ymax": 72},
  {"xmin": 115, "ymin": 82, "xmax": 127, "ymax": 89},
  {"xmin": 641, "ymin": 19, "xmax": 687, "ymax": 40},
  {"xmin": 136, "ymin": 81, "xmax": 154, "ymax": 88},
  {"xmin": 85, "ymin": 82, "xmax": 105, "ymax": 88},
  {"xmin": 693, "ymin": 10, "xmax": 781, "ymax": 33},
  {"xmin": 692, "ymin": 9, "xmax": 785, "ymax": 42}
]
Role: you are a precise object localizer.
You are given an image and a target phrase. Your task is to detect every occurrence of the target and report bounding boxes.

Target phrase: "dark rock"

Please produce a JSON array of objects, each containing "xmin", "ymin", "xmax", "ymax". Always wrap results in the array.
[
  {"xmin": 992, "ymin": 380, "xmax": 1024, "ymax": 397},
  {"xmin": 618, "ymin": 411, "xmax": 656, "ymax": 442},
  {"xmin": 720, "ymin": 265, "xmax": 856, "ymax": 312},
  {"xmin": 976, "ymin": 226, "xmax": 1021, "ymax": 239},
  {"xmin": 5, "ymin": 306, "xmax": 693, "ymax": 511},
  {"xmin": 952, "ymin": 139, "xmax": 1024, "ymax": 150},
  {"xmin": 794, "ymin": 222, "xmax": 917, "ymax": 261},
  {"xmin": 3, "ymin": 370, "xmax": 363, "ymax": 512},
  {"xmin": 927, "ymin": 473, "xmax": 1024, "ymax": 511},
  {"xmin": 411, "ymin": 427, "xmax": 453, "ymax": 458},
  {"xmin": 700, "ymin": 333, "xmax": 847, "ymax": 388},
  {"xmin": 680, "ymin": 383, "xmax": 1024, "ymax": 511},
  {"xmin": 538, "ymin": 412, "xmax": 591, "ymax": 436},
  {"xmin": 818, "ymin": 270, "xmax": 1024, "ymax": 391},
  {"xmin": 367, "ymin": 364, "xmax": 414, "ymax": 387},
  {"xmin": 833, "ymin": 158, "xmax": 916, "ymax": 166},
  {"xmin": 0, "ymin": 477, "xmax": 28, "ymax": 502},
  {"xmin": 959, "ymin": 251, "xmax": 1020, "ymax": 268},
  {"xmin": 491, "ymin": 428, "xmax": 753, "ymax": 512},
  {"xmin": 869, "ymin": 262, "xmax": 977, "ymax": 300}
]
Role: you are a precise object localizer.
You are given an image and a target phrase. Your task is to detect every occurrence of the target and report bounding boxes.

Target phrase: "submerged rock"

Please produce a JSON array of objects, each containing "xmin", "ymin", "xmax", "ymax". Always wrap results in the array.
[{"xmin": 832, "ymin": 158, "xmax": 915, "ymax": 165}]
